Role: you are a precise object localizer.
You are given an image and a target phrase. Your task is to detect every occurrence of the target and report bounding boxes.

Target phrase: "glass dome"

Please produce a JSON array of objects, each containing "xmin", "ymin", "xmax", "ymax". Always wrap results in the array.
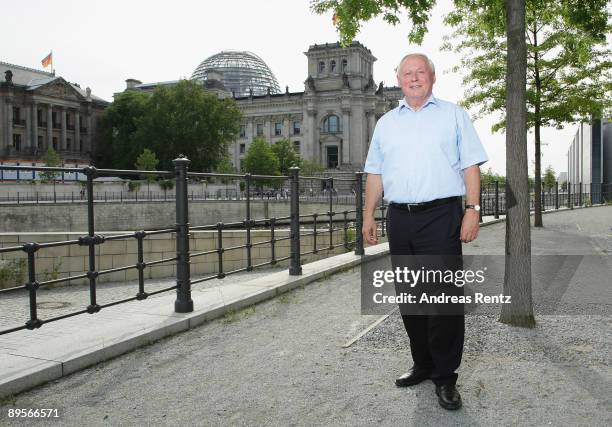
[{"xmin": 191, "ymin": 51, "xmax": 281, "ymax": 98}]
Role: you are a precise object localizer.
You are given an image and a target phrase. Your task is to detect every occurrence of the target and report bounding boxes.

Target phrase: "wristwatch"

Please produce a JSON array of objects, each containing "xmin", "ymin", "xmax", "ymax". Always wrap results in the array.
[{"xmin": 465, "ymin": 204, "xmax": 481, "ymax": 212}]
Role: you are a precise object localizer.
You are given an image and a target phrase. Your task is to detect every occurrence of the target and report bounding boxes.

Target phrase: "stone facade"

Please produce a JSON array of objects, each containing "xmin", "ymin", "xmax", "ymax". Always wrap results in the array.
[
  {"xmin": 124, "ymin": 42, "xmax": 403, "ymax": 172},
  {"xmin": 0, "ymin": 61, "xmax": 108, "ymax": 164},
  {"xmin": 233, "ymin": 42, "xmax": 402, "ymax": 171}
]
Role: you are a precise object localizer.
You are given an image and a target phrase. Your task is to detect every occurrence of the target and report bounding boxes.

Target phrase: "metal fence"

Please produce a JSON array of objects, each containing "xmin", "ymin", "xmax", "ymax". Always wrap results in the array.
[
  {"xmin": 0, "ymin": 188, "xmax": 358, "ymax": 205},
  {"xmin": 0, "ymin": 158, "xmax": 387, "ymax": 336},
  {"xmin": 479, "ymin": 181, "xmax": 612, "ymax": 219}
]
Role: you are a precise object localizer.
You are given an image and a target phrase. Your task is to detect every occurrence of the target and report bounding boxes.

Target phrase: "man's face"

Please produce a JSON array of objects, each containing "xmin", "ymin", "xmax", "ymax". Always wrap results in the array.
[{"xmin": 397, "ymin": 56, "xmax": 436, "ymax": 102}]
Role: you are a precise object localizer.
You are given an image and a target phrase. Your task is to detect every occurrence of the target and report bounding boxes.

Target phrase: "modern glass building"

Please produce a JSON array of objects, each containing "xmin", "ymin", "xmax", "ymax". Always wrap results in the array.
[{"xmin": 191, "ymin": 51, "xmax": 281, "ymax": 98}]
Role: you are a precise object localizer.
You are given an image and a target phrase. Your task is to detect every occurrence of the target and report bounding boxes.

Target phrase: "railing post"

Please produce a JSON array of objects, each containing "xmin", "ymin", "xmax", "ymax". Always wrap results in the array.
[
  {"xmin": 83, "ymin": 166, "xmax": 100, "ymax": 314},
  {"xmin": 354, "ymin": 171, "xmax": 364, "ymax": 256},
  {"xmin": 579, "ymin": 182, "xmax": 583, "ymax": 206},
  {"xmin": 23, "ymin": 242, "xmax": 42, "ymax": 330},
  {"xmin": 289, "ymin": 166, "xmax": 302, "ymax": 275},
  {"xmin": 479, "ymin": 185, "xmax": 483, "ymax": 222},
  {"xmin": 555, "ymin": 181, "xmax": 559, "ymax": 209},
  {"xmin": 494, "ymin": 181, "xmax": 500, "ymax": 219},
  {"xmin": 568, "ymin": 182, "xmax": 572, "ymax": 209},
  {"xmin": 245, "ymin": 173, "xmax": 253, "ymax": 271},
  {"xmin": 173, "ymin": 155, "xmax": 193, "ymax": 313}
]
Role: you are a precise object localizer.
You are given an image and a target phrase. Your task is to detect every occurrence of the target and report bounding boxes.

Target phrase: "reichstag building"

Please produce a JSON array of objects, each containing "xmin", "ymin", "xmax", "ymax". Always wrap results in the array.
[{"xmin": 125, "ymin": 42, "xmax": 402, "ymax": 171}]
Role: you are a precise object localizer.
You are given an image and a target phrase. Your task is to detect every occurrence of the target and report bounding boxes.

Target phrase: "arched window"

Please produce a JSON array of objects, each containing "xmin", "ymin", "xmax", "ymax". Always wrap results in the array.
[
  {"xmin": 323, "ymin": 115, "xmax": 340, "ymax": 133},
  {"xmin": 330, "ymin": 60, "xmax": 337, "ymax": 72},
  {"xmin": 318, "ymin": 61, "xmax": 325, "ymax": 73},
  {"xmin": 341, "ymin": 59, "xmax": 348, "ymax": 72}
]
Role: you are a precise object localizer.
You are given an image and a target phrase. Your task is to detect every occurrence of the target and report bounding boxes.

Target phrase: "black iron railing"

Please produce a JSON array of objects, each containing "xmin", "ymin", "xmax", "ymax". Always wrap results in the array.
[
  {"xmin": 478, "ymin": 181, "xmax": 611, "ymax": 220},
  {"xmin": 0, "ymin": 160, "xmax": 386, "ymax": 335}
]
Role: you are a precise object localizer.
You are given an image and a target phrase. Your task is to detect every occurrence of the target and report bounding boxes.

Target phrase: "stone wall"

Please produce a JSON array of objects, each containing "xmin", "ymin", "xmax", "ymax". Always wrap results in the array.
[{"xmin": 0, "ymin": 200, "xmax": 357, "ymax": 232}]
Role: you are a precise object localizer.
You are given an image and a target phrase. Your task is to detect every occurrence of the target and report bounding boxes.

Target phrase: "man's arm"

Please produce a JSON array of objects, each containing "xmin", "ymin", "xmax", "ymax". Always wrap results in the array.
[
  {"xmin": 461, "ymin": 165, "xmax": 480, "ymax": 243},
  {"xmin": 362, "ymin": 173, "xmax": 383, "ymax": 245}
]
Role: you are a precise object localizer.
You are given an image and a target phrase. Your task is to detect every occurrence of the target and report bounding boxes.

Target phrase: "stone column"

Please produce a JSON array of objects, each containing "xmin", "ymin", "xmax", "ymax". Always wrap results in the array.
[
  {"xmin": 60, "ymin": 107, "xmax": 67, "ymax": 150},
  {"xmin": 342, "ymin": 108, "xmax": 351, "ymax": 165},
  {"xmin": 283, "ymin": 117, "xmax": 290, "ymax": 138},
  {"xmin": 31, "ymin": 102, "xmax": 38, "ymax": 154},
  {"xmin": 6, "ymin": 97, "xmax": 14, "ymax": 152},
  {"xmin": 24, "ymin": 103, "xmax": 31, "ymax": 152},
  {"xmin": 75, "ymin": 110, "xmax": 81, "ymax": 152},
  {"xmin": 306, "ymin": 109, "xmax": 317, "ymax": 163},
  {"xmin": 47, "ymin": 104, "xmax": 53, "ymax": 150},
  {"xmin": 85, "ymin": 111, "xmax": 92, "ymax": 154}
]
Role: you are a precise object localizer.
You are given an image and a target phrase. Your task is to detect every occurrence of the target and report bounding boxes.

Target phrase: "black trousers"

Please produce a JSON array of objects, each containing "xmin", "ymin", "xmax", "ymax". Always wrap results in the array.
[{"xmin": 386, "ymin": 200, "xmax": 465, "ymax": 386}]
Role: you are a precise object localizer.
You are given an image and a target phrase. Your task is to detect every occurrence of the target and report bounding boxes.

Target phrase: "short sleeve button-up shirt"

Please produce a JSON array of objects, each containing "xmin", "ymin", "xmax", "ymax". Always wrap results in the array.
[{"xmin": 364, "ymin": 94, "xmax": 488, "ymax": 203}]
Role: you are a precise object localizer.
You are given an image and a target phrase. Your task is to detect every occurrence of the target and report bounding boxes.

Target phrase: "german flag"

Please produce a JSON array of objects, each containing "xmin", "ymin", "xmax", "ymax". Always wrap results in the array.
[{"xmin": 41, "ymin": 52, "xmax": 52, "ymax": 68}]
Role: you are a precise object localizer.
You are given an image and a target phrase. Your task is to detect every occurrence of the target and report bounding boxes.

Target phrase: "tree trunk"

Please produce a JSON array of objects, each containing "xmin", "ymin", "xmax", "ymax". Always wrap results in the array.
[
  {"xmin": 533, "ymin": 23, "xmax": 543, "ymax": 227},
  {"xmin": 499, "ymin": 0, "xmax": 536, "ymax": 328}
]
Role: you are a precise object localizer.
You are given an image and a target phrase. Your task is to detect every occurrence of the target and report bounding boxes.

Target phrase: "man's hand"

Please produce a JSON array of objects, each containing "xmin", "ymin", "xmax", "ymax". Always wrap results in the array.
[
  {"xmin": 362, "ymin": 216, "xmax": 379, "ymax": 245},
  {"xmin": 460, "ymin": 210, "xmax": 479, "ymax": 243}
]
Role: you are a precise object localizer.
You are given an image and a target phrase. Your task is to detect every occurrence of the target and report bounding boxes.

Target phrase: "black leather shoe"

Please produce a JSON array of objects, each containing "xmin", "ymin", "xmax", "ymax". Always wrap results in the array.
[
  {"xmin": 395, "ymin": 367, "xmax": 431, "ymax": 387},
  {"xmin": 435, "ymin": 384, "xmax": 462, "ymax": 410}
]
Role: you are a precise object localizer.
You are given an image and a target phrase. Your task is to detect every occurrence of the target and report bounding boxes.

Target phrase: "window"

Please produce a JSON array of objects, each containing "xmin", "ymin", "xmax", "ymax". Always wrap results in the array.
[
  {"xmin": 293, "ymin": 121, "xmax": 301, "ymax": 135},
  {"xmin": 256, "ymin": 123, "xmax": 263, "ymax": 136},
  {"xmin": 37, "ymin": 109, "xmax": 43, "ymax": 125},
  {"xmin": 274, "ymin": 122, "xmax": 282, "ymax": 136},
  {"xmin": 341, "ymin": 59, "xmax": 348, "ymax": 72},
  {"xmin": 293, "ymin": 141, "xmax": 300, "ymax": 154},
  {"xmin": 323, "ymin": 115, "xmax": 340, "ymax": 133},
  {"xmin": 52, "ymin": 112, "xmax": 59, "ymax": 128},
  {"xmin": 80, "ymin": 139, "xmax": 84, "ymax": 152},
  {"xmin": 37, "ymin": 136, "xmax": 43, "ymax": 149},
  {"xmin": 66, "ymin": 138, "xmax": 71, "ymax": 151},
  {"xmin": 52, "ymin": 137, "xmax": 58, "ymax": 150},
  {"xmin": 13, "ymin": 107, "xmax": 20, "ymax": 123},
  {"xmin": 239, "ymin": 125, "xmax": 246, "ymax": 138},
  {"xmin": 12, "ymin": 134, "xmax": 21, "ymax": 151},
  {"xmin": 326, "ymin": 146, "xmax": 339, "ymax": 168},
  {"xmin": 240, "ymin": 143, "xmax": 246, "ymax": 154},
  {"xmin": 330, "ymin": 60, "xmax": 336, "ymax": 72},
  {"xmin": 318, "ymin": 61, "xmax": 325, "ymax": 73}
]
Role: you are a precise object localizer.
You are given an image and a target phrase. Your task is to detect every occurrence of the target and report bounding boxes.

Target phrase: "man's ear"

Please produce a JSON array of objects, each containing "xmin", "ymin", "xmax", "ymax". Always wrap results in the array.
[{"xmin": 432, "ymin": 73, "xmax": 436, "ymax": 84}]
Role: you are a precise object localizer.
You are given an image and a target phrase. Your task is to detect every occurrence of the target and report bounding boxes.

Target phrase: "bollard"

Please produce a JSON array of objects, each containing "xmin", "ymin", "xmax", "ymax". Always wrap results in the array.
[
  {"xmin": 354, "ymin": 172, "xmax": 364, "ymax": 256},
  {"xmin": 289, "ymin": 167, "xmax": 302, "ymax": 275},
  {"xmin": 173, "ymin": 156, "xmax": 193, "ymax": 313}
]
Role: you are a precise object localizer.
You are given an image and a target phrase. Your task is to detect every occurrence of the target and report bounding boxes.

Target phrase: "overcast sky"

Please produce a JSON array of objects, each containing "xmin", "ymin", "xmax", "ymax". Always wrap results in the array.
[{"xmin": 2, "ymin": 0, "xmax": 581, "ymax": 176}]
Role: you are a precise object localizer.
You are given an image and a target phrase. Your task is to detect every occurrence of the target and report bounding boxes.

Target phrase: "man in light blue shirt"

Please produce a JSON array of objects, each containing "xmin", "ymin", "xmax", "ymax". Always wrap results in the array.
[{"xmin": 362, "ymin": 53, "xmax": 488, "ymax": 410}]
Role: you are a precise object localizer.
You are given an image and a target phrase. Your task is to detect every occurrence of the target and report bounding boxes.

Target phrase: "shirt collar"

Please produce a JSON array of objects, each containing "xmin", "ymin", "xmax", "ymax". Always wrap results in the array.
[{"xmin": 398, "ymin": 94, "xmax": 437, "ymax": 113}]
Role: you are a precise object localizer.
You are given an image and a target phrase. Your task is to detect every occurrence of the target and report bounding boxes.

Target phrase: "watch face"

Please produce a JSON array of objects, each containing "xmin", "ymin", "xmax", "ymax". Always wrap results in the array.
[{"xmin": 474, "ymin": 205, "xmax": 481, "ymax": 212}]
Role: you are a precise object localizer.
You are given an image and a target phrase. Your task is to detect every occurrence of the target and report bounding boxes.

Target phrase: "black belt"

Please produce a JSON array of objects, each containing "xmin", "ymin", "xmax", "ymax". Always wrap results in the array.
[{"xmin": 390, "ymin": 196, "xmax": 461, "ymax": 213}]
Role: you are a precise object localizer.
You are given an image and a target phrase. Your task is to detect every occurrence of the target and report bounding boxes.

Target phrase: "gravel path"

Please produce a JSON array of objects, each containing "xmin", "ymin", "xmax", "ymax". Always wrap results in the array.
[{"xmin": 0, "ymin": 206, "xmax": 610, "ymax": 426}]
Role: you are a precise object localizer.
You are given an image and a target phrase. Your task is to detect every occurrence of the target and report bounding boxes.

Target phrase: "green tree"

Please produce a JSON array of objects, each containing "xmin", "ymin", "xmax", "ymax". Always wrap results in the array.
[
  {"xmin": 134, "ymin": 148, "xmax": 159, "ymax": 182},
  {"xmin": 443, "ymin": 0, "xmax": 610, "ymax": 227},
  {"xmin": 299, "ymin": 159, "xmax": 326, "ymax": 176},
  {"xmin": 214, "ymin": 154, "xmax": 236, "ymax": 184},
  {"xmin": 99, "ymin": 80, "xmax": 242, "ymax": 172},
  {"xmin": 271, "ymin": 139, "xmax": 301, "ymax": 175},
  {"xmin": 39, "ymin": 146, "xmax": 61, "ymax": 182},
  {"xmin": 134, "ymin": 80, "xmax": 241, "ymax": 171},
  {"xmin": 481, "ymin": 168, "xmax": 506, "ymax": 186},
  {"xmin": 98, "ymin": 90, "xmax": 150, "ymax": 169},
  {"xmin": 542, "ymin": 165, "xmax": 556, "ymax": 191},
  {"xmin": 242, "ymin": 137, "xmax": 280, "ymax": 188}
]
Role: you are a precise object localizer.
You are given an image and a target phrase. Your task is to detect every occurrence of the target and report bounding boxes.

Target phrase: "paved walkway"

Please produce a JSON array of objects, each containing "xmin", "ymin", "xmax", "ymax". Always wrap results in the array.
[{"xmin": 0, "ymin": 207, "xmax": 610, "ymax": 425}]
